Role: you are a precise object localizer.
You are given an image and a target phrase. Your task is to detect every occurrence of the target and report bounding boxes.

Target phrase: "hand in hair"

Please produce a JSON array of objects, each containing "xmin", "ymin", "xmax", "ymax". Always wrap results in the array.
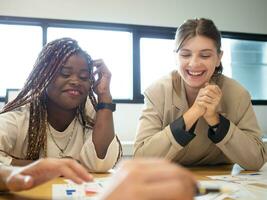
[
  {"xmin": 0, "ymin": 158, "xmax": 92, "ymax": 191},
  {"xmin": 92, "ymin": 59, "xmax": 112, "ymax": 103}
]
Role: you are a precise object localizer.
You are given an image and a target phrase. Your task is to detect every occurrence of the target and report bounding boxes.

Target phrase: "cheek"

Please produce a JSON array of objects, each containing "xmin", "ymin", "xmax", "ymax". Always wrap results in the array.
[
  {"xmin": 177, "ymin": 60, "xmax": 187, "ymax": 73},
  {"xmin": 82, "ymin": 82, "xmax": 91, "ymax": 94},
  {"xmin": 46, "ymin": 86, "xmax": 57, "ymax": 100}
]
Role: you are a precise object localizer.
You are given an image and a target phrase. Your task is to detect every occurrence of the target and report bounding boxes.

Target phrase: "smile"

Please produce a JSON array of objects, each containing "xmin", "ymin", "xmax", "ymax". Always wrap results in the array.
[
  {"xmin": 187, "ymin": 70, "xmax": 205, "ymax": 76},
  {"xmin": 65, "ymin": 90, "xmax": 82, "ymax": 96}
]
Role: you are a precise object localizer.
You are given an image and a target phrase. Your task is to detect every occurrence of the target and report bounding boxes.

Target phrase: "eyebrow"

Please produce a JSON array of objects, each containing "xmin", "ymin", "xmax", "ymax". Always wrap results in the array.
[
  {"xmin": 61, "ymin": 65, "xmax": 89, "ymax": 71},
  {"xmin": 179, "ymin": 49, "xmax": 214, "ymax": 53},
  {"xmin": 61, "ymin": 65, "xmax": 72, "ymax": 69}
]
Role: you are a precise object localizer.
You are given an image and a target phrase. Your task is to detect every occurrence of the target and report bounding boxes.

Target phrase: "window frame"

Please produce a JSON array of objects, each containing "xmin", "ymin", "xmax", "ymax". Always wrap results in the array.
[{"xmin": 0, "ymin": 16, "xmax": 267, "ymax": 105}]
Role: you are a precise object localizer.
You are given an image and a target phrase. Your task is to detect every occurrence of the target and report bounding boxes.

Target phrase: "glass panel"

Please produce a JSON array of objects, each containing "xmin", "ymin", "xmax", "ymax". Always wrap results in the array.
[
  {"xmin": 221, "ymin": 38, "xmax": 267, "ymax": 100},
  {"xmin": 47, "ymin": 28, "xmax": 133, "ymax": 100},
  {"xmin": 140, "ymin": 38, "xmax": 176, "ymax": 93},
  {"xmin": 0, "ymin": 24, "xmax": 42, "ymax": 96}
]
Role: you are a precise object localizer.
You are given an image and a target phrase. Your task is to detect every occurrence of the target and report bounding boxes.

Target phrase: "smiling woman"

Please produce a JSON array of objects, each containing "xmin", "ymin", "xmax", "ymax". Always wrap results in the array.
[
  {"xmin": 0, "ymin": 38, "xmax": 122, "ymax": 172},
  {"xmin": 134, "ymin": 18, "xmax": 266, "ymax": 171}
]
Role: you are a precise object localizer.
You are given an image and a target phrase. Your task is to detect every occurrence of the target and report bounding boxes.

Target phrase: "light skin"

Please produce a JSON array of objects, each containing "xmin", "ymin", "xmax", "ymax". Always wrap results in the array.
[
  {"xmin": 11, "ymin": 54, "xmax": 115, "ymax": 166},
  {"xmin": 1, "ymin": 158, "xmax": 196, "ymax": 200},
  {"xmin": 0, "ymin": 158, "xmax": 92, "ymax": 191},
  {"xmin": 176, "ymin": 35, "xmax": 223, "ymax": 131},
  {"xmin": 99, "ymin": 159, "xmax": 196, "ymax": 200}
]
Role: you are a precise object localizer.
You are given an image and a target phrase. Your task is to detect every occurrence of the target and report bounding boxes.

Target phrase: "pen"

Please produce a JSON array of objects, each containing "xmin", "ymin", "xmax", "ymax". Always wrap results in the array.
[{"xmin": 195, "ymin": 184, "xmax": 232, "ymax": 195}]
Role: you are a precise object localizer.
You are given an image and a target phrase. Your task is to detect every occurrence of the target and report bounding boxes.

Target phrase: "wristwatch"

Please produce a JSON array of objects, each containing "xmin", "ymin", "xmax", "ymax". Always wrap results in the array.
[{"xmin": 96, "ymin": 102, "xmax": 116, "ymax": 112}]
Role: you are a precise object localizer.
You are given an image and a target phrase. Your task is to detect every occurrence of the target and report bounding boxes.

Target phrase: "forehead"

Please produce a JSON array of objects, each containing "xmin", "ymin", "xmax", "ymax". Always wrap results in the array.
[
  {"xmin": 181, "ymin": 35, "xmax": 217, "ymax": 51},
  {"xmin": 64, "ymin": 53, "xmax": 89, "ymax": 68}
]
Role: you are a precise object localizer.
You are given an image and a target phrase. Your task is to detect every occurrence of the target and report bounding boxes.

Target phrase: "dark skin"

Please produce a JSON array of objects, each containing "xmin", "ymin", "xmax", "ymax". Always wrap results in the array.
[{"xmin": 11, "ymin": 54, "xmax": 115, "ymax": 166}]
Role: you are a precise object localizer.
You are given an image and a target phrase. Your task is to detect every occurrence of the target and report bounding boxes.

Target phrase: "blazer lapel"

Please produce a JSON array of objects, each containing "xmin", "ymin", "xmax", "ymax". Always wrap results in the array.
[{"xmin": 172, "ymin": 70, "xmax": 188, "ymax": 113}]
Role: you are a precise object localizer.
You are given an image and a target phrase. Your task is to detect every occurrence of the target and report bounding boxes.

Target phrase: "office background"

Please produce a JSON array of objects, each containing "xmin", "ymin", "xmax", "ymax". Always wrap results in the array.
[{"xmin": 1, "ymin": 0, "xmax": 267, "ymax": 155}]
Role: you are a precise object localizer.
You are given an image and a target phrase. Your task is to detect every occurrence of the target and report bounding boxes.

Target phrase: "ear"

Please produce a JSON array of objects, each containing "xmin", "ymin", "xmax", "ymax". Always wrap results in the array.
[{"xmin": 216, "ymin": 51, "xmax": 223, "ymax": 67}]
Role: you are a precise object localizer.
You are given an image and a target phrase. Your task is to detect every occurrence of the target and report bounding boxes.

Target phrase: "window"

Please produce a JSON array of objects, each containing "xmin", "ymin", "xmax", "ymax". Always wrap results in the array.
[
  {"xmin": 139, "ymin": 35, "xmax": 267, "ymax": 103},
  {"xmin": 47, "ymin": 27, "xmax": 133, "ymax": 100},
  {"xmin": 0, "ymin": 24, "xmax": 42, "ymax": 96},
  {"xmin": 140, "ymin": 38, "xmax": 176, "ymax": 93},
  {"xmin": 221, "ymin": 38, "xmax": 267, "ymax": 100},
  {"xmin": 0, "ymin": 16, "xmax": 267, "ymax": 105}
]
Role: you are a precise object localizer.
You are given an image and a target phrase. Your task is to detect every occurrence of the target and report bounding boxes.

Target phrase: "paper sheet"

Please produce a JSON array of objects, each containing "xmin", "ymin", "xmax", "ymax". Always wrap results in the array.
[
  {"xmin": 202, "ymin": 171, "xmax": 267, "ymax": 200},
  {"xmin": 52, "ymin": 177, "xmax": 111, "ymax": 200}
]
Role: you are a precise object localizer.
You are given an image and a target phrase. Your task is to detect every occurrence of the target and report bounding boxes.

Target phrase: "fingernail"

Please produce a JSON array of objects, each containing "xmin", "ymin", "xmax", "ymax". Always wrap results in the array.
[{"xmin": 24, "ymin": 176, "xmax": 31, "ymax": 184}]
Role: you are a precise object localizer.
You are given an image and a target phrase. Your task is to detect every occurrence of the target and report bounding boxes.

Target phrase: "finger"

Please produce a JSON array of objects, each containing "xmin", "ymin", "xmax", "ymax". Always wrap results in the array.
[
  {"xmin": 205, "ymin": 84, "xmax": 221, "ymax": 95},
  {"xmin": 92, "ymin": 59, "xmax": 104, "ymax": 67},
  {"xmin": 56, "ymin": 165, "xmax": 88, "ymax": 184},
  {"xmin": 93, "ymin": 65, "xmax": 105, "ymax": 76},
  {"xmin": 140, "ymin": 179, "xmax": 195, "ymax": 200},
  {"xmin": 6, "ymin": 175, "xmax": 34, "ymax": 191},
  {"xmin": 125, "ymin": 162, "xmax": 195, "ymax": 183},
  {"xmin": 201, "ymin": 96, "xmax": 214, "ymax": 104},
  {"xmin": 146, "ymin": 165, "xmax": 195, "ymax": 183},
  {"xmin": 63, "ymin": 159, "xmax": 93, "ymax": 182}
]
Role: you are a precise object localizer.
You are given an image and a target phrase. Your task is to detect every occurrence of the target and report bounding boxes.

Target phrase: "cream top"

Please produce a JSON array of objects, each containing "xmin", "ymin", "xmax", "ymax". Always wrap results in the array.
[{"xmin": 0, "ymin": 102, "xmax": 120, "ymax": 172}]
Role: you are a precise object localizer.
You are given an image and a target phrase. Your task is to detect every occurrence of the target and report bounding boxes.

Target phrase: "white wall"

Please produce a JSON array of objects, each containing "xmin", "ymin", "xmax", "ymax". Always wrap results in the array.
[
  {"xmin": 1, "ymin": 0, "xmax": 267, "ymax": 34},
  {"xmin": 1, "ymin": 0, "xmax": 267, "ymax": 154}
]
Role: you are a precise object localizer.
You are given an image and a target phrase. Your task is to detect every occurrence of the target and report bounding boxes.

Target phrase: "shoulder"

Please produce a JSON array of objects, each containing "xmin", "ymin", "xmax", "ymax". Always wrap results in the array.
[
  {"xmin": 0, "ymin": 104, "xmax": 30, "ymax": 137},
  {"xmin": 144, "ymin": 73, "xmax": 173, "ymax": 97},
  {"xmin": 219, "ymin": 75, "xmax": 251, "ymax": 108},
  {"xmin": 220, "ymin": 75, "xmax": 250, "ymax": 98},
  {"xmin": 0, "ymin": 104, "xmax": 30, "ymax": 123}
]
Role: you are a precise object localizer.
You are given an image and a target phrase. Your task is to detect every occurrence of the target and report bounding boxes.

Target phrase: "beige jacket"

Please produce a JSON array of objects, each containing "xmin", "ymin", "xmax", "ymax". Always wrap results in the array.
[{"xmin": 134, "ymin": 72, "xmax": 266, "ymax": 170}]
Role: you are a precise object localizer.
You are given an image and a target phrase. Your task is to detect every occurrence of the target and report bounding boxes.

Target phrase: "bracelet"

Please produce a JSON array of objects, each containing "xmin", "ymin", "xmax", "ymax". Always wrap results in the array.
[{"xmin": 96, "ymin": 102, "xmax": 116, "ymax": 112}]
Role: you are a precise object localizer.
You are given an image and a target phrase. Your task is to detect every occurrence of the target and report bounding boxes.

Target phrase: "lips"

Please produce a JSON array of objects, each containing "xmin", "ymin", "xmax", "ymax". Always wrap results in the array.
[
  {"xmin": 187, "ymin": 70, "xmax": 205, "ymax": 76},
  {"xmin": 63, "ymin": 89, "xmax": 82, "ymax": 96}
]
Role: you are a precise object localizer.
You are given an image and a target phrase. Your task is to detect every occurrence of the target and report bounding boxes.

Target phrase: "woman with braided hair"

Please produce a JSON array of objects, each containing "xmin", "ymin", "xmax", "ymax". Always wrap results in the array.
[{"xmin": 0, "ymin": 37, "xmax": 122, "ymax": 172}]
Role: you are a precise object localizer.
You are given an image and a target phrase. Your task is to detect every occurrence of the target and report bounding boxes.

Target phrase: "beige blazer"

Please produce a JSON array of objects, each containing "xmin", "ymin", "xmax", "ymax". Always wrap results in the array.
[{"xmin": 134, "ymin": 72, "xmax": 266, "ymax": 170}]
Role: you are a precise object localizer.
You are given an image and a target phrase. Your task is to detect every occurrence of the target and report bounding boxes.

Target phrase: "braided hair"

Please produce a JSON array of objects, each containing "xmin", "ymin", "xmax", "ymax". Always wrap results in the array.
[{"xmin": 0, "ymin": 38, "xmax": 97, "ymax": 160}]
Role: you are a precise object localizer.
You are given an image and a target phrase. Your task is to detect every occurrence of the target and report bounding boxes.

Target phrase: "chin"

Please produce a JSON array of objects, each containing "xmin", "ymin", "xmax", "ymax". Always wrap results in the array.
[{"xmin": 62, "ymin": 101, "xmax": 82, "ymax": 110}]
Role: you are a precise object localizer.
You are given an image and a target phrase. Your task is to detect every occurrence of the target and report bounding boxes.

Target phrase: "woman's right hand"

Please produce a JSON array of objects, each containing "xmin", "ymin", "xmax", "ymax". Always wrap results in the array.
[
  {"xmin": 183, "ymin": 87, "xmax": 207, "ymax": 131},
  {"xmin": 100, "ymin": 159, "xmax": 196, "ymax": 200},
  {"xmin": 191, "ymin": 87, "xmax": 208, "ymax": 117}
]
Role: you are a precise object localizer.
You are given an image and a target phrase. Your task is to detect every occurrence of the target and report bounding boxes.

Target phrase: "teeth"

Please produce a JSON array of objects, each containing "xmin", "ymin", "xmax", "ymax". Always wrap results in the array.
[
  {"xmin": 188, "ymin": 71, "xmax": 203, "ymax": 76},
  {"xmin": 69, "ymin": 90, "xmax": 79, "ymax": 95}
]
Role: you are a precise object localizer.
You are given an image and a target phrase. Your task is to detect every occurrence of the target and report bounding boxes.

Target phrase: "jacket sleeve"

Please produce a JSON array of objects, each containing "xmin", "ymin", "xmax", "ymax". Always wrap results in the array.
[
  {"xmin": 134, "ymin": 91, "xmax": 186, "ymax": 160},
  {"xmin": 216, "ymin": 90, "xmax": 266, "ymax": 170},
  {"xmin": 79, "ymin": 134, "xmax": 121, "ymax": 172}
]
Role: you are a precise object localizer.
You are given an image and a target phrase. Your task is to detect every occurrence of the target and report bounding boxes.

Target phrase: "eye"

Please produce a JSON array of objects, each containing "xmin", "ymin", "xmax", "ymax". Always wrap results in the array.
[
  {"xmin": 60, "ymin": 68, "xmax": 71, "ymax": 78},
  {"xmin": 79, "ymin": 71, "xmax": 90, "ymax": 81},
  {"xmin": 179, "ymin": 53, "xmax": 191, "ymax": 58},
  {"xmin": 200, "ymin": 54, "xmax": 211, "ymax": 58}
]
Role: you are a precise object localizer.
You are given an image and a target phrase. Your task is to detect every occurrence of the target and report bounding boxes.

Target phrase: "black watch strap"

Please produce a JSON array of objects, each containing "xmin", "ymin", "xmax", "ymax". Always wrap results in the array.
[{"xmin": 96, "ymin": 103, "xmax": 116, "ymax": 112}]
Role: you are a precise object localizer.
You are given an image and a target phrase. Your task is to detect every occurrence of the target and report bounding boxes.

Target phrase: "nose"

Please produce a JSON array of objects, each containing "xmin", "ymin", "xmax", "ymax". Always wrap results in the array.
[
  {"xmin": 189, "ymin": 55, "xmax": 200, "ymax": 67},
  {"xmin": 69, "ymin": 74, "xmax": 81, "ymax": 86}
]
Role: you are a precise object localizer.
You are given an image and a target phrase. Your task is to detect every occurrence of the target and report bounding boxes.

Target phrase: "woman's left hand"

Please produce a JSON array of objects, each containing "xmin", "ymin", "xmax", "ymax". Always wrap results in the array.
[{"xmin": 92, "ymin": 59, "xmax": 112, "ymax": 102}]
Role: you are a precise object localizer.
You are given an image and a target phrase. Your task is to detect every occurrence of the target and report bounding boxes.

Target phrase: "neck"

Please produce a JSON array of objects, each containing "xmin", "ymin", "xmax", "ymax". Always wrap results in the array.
[{"xmin": 46, "ymin": 100, "xmax": 77, "ymax": 132}]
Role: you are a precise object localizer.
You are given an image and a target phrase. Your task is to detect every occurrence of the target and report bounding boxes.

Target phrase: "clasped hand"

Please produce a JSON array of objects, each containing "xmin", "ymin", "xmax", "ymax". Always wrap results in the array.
[{"xmin": 192, "ymin": 83, "xmax": 222, "ymax": 125}]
